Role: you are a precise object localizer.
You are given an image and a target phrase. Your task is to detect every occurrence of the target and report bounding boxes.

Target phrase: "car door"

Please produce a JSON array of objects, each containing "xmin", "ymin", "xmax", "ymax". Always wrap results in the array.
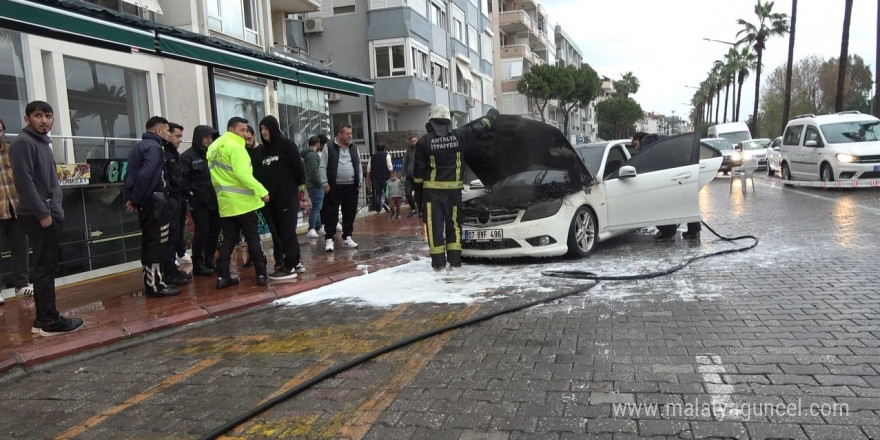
[
  {"xmin": 781, "ymin": 124, "xmax": 804, "ymax": 178},
  {"xmin": 602, "ymin": 133, "xmax": 703, "ymax": 231},
  {"xmin": 798, "ymin": 125, "xmax": 824, "ymax": 179}
]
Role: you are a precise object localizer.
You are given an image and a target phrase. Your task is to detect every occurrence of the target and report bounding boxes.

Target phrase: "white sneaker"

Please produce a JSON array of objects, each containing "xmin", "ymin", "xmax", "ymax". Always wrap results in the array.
[
  {"xmin": 317, "ymin": 226, "xmax": 325, "ymax": 235},
  {"xmin": 178, "ymin": 253, "xmax": 192, "ymax": 264},
  {"xmin": 15, "ymin": 284, "xmax": 34, "ymax": 297},
  {"xmin": 336, "ymin": 223, "xmax": 342, "ymax": 232},
  {"xmin": 325, "ymin": 238, "xmax": 334, "ymax": 252},
  {"xmin": 306, "ymin": 229, "xmax": 319, "ymax": 238},
  {"xmin": 342, "ymin": 236, "xmax": 358, "ymax": 248},
  {"xmin": 294, "ymin": 262, "xmax": 306, "ymax": 273}
]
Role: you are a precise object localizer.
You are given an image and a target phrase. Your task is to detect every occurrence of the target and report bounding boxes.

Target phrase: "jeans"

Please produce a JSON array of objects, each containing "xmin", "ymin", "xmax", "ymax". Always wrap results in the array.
[
  {"xmin": 371, "ymin": 179, "xmax": 387, "ymax": 212},
  {"xmin": 307, "ymin": 187, "xmax": 324, "ymax": 230}
]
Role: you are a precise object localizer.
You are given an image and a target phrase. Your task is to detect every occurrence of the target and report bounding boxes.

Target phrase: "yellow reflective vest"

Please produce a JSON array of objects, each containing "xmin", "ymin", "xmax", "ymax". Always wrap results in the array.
[{"xmin": 206, "ymin": 131, "xmax": 268, "ymax": 218}]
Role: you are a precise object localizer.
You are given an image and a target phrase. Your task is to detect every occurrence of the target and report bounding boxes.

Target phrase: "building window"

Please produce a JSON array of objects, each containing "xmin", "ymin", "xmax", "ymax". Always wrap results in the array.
[
  {"xmin": 333, "ymin": 0, "xmax": 357, "ymax": 14},
  {"xmin": 214, "ymin": 75, "xmax": 266, "ymax": 132},
  {"xmin": 387, "ymin": 111, "xmax": 398, "ymax": 132},
  {"xmin": 207, "ymin": 0, "xmax": 260, "ymax": 45},
  {"xmin": 451, "ymin": 5, "xmax": 464, "ymax": 42},
  {"xmin": 468, "ymin": 25, "xmax": 479, "ymax": 52},
  {"xmin": 64, "ymin": 57, "xmax": 150, "ymax": 161},
  {"xmin": 373, "ymin": 42, "xmax": 406, "ymax": 78},
  {"xmin": 331, "ymin": 112, "xmax": 365, "ymax": 142},
  {"xmin": 411, "ymin": 41, "xmax": 431, "ymax": 81},
  {"xmin": 410, "ymin": 0, "xmax": 427, "ymax": 18},
  {"xmin": 430, "ymin": 1, "xmax": 446, "ymax": 30},
  {"xmin": 0, "ymin": 30, "xmax": 28, "ymax": 134},
  {"xmin": 431, "ymin": 55, "xmax": 449, "ymax": 90},
  {"xmin": 455, "ymin": 64, "xmax": 470, "ymax": 96},
  {"xmin": 278, "ymin": 84, "xmax": 329, "ymax": 147},
  {"xmin": 481, "ymin": 32, "xmax": 492, "ymax": 62}
]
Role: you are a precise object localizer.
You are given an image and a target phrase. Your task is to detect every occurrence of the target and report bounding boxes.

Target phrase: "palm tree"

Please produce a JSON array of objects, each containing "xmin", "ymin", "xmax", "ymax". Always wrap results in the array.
[
  {"xmin": 782, "ymin": 0, "xmax": 798, "ymax": 132},
  {"xmin": 723, "ymin": 48, "xmax": 740, "ymax": 121},
  {"xmin": 733, "ymin": 47, "xmax": 757, "ymax": 122},
  {"xmin": 835, "ymin": 0, "xmax": 854, "ymax": 112},
  {"xmin": 736, "ymin": 0, "xmax": 789, "ymax": 134}
]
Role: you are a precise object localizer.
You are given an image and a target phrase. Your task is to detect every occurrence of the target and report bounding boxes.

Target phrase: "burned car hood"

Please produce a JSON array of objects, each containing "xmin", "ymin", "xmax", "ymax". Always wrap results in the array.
[{"xmin": 464, "ymin": 115, "xmax": 593, "ymax": 189}]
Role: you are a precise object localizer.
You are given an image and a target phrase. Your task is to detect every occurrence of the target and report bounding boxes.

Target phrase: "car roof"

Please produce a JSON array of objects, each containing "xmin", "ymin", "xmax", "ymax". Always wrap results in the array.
[{"xmin": 788, "ymin": 111, "xmax": 880, "ymax": 125}]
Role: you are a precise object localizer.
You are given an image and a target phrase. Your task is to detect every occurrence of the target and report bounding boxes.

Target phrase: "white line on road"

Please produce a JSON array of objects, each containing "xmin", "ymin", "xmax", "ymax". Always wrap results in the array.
[{"xmin": 755, "ymin": 178, "xmax": 880, "ymax": 216}]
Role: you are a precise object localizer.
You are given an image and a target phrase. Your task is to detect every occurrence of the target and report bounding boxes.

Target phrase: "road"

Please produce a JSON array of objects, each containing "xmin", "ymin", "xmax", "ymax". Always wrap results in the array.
[{"xmin": 2, "ymin": 172, "xmax": 879, "ymax": 440}]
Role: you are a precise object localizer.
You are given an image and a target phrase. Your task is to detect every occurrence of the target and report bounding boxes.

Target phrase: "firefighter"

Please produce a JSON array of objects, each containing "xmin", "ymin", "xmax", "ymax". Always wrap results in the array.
[{"xmin": 414, "ymin": 105, "xmax": 498, "ymax": 270}]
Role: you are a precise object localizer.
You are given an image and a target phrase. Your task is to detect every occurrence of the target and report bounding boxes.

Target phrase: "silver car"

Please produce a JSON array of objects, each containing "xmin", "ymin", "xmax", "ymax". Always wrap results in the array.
[
  {"xmin": 738, "ymin": 138, "xmax": 771, "ymax": 169},
  {"xmin": 766, "ymin": 136, "xmax": 783, "ymax": 176}
]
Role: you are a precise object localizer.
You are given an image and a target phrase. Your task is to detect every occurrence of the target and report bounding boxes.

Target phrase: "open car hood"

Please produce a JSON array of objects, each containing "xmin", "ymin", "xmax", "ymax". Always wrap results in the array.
[{"xmin": 464, "ymin": 115, "xmax": 593, "ymax": 188}]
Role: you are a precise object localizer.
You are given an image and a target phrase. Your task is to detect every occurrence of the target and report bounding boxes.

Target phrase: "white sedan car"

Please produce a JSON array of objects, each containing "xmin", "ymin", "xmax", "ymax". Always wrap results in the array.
[{"xmin": 461, "ymin": 119, "xmax": 722, "ymax": 258}]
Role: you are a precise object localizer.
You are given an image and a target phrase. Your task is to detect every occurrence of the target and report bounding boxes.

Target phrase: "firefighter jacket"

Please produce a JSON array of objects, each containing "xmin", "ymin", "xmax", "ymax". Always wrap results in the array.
[
  {"xmin": 206, "ymin": 131, "xmax": 268, "ymax": 218},
  {"xmin": 413, "ymin": 114, "xmax": 495, "ymax": 190}
]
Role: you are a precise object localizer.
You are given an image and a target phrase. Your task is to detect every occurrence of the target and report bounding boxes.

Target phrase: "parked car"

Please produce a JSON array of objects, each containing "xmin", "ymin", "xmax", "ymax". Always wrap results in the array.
[
  {"xmin": 779, "ymin": 111, "xmax": 880, "ymax": 183},
  {"xmin": 460, "ymin": 116, "xmax": 722, "ymax": 259},
  {"xmin": 708, "ymin": 121, "xmax": 752, "ymax": 145},
  {"xmin": 738, "ymin": 138, "xmax": 771, "ymax": 169},
  {"xmin": 701, "ymin": 137, "xmax": 741, "ymax": 174},
  {"xmin": 766, "ymin": 136, "xmax": 783, "ymax": 176}
]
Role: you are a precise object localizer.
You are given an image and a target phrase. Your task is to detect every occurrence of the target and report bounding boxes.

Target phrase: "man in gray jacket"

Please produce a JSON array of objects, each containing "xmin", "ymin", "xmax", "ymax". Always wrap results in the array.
[
  {"xmin": 10, "ymin": 101, "xmax": 84, "ymax": 335},
  {"xmin": 400, "ymin": 135, "xmax": 419, "ymax": 217}
]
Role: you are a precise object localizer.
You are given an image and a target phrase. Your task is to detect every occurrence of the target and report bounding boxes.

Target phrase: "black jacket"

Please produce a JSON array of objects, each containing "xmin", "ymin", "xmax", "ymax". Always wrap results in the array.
[
  {"xmin": 9, "ymin": 127, "xmax": 64, "ymax": 220},
  {"xmin": 163, "ymin": 140, "xmax": 185, "ymax": 196},
  {"xmin": 414, "ymin": 114, "xmax": 495, "ymax": 190},
  {"xmin": 124, "ymin": 132, "xmax": 165, "ymax": 207},
  {"xmin": 257, "ymin": 115, "xmax": 305, "ymax": 203},
  {"xmin": 181, "ymin": 125, "xmax": 219, "ymax": 210}
]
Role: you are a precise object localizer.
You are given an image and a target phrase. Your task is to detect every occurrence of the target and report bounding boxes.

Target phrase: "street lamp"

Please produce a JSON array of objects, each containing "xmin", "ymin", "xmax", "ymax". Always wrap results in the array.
[
  {"xmin": 702, "ymin": 37, "xmax": 737, "ymax": 47},
  {"xmin": 684, "ymin": 85, "xmax": 700, "ymax": 90}
]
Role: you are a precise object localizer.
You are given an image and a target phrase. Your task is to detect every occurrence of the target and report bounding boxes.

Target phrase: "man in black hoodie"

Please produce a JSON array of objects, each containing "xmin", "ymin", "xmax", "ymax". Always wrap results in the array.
[
  {"xmin": 124, "ymin": 116, "xmax": 181, "ymax": 297},
  {"xmin": 258, "ymin": 115, "xmax": 306, "ymax": 280},
  {"xmin": 161, "ymin": 122, "xmax": 190, "ymax": 285},
  {"xmin": 181, "ymin": 125, "xmax": 221, "ymax": 276}
]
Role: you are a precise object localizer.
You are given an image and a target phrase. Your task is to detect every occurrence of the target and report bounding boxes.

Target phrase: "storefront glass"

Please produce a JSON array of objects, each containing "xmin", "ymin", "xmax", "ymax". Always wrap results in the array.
[
  {"xmin": 277, "ymin": 83, "xmax": 329, "ymax": 147},
  {"xmin": 64, "ymin": 56, "xmax": 150, "ymax": 161},
  {"xmin": 215, "ymin": 76, "xmax": 266, "ymax": 130},
  {"xmin": 0, "ymin": 29, "xmax": 28, "ymax": 134}
]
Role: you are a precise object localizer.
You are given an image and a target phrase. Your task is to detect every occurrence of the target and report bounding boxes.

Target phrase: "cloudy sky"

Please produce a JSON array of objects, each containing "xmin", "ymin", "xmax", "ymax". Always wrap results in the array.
[{"xmin": 540, "ymin": 0, "xmax": 878, "ymax": 126}]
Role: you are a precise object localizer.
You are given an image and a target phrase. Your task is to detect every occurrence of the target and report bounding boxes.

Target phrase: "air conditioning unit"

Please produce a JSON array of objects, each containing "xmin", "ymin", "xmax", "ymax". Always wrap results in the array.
[
  {"xmin": 465, "ymin": 97, "xmax": 475, "ymax": 108},
  {"xmin": 327, "ymin": 92, "xmax": 342, "ymax": 102},
  {"xmin": 304, "ymin": 17, "xmax": 324, "ymax": 34}
]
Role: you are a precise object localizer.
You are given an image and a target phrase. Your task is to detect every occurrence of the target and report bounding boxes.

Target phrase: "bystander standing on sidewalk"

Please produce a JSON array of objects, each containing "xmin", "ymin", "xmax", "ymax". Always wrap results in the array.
[
  {"xmin": 9, "ymin": 101, "xmax": 84, "ymax": 334},
  {"xmin": 302, "ymin": 135, "xmax": 325, "ymax": 238},
  {"xmin": 366, "ymin": 143, "xmax": 392, "ymax": 213},
  {"xmin": 208, "ymin": 117, "xmax": 270, "ymax": 288},
  {"xmin": 320, "ymin": 124, "xmax": 362, "ymax": 251},
  {"xmin": 385, "ymin": 171, "xmax": 405, "ymax": 219},
  {"xmin": 401, "ymin": 135, "xmax": 419, "ymax": 217},
  {"xmin": 257, "ymin": 115, "xmax": 306, "ymax": 281},
  {"xmin": 0, "ymin": 118, "xmax": 32, "ymax": 305},
  {"xmin": 244, "ymin": 125, "xmax": 283, "ymax": 271},
  {"xmin": 124, "ymin": 116, "xmax": 181, "ymax": 297},
  {"xmin": 181, "ymin": 125, "xmax": 221, "ymax": 276}
]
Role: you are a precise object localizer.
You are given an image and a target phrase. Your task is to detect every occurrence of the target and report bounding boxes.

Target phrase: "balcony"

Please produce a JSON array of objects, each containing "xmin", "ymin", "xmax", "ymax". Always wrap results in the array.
[
  {"xmin": 499, "ymin": 44, "xmax": 541, "ymax": 66},
  {"xmin": 373, "ymin": 76, "xmax": 437, "ymax": 106},
  {"xmin": 270, "ymin": 0, "xmax": 321, "ymax": 13},
  {"xmin": 498, "ymin": 10, "xmax": 531, "ymax": 33}
]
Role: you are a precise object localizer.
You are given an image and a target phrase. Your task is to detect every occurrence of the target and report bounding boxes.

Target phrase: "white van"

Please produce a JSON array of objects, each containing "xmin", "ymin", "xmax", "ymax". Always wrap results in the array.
[
  {"xmin": 707, "ymin": 122, "xmax": 752, "ymax": 146},
  {"xmin": 779, "ymin": 111, "xmax": 880, "ymax": 183}
]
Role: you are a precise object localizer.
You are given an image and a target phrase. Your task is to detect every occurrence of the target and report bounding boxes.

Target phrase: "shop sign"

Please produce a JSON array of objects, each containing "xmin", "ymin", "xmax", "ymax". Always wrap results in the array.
[
  {"xmin": 56, "ymin": 164, "xmax": 91, "ymax": 186},
  {"xmin": 87, "ymin": 159, "xmax": 128, "ymax": 184}
]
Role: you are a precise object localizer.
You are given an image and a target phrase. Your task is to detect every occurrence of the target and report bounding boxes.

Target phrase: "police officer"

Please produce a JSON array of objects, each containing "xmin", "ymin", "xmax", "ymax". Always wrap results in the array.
[
  {"xmin": 414, "ymin": 105, "xmax": 497, "ymax": 270},
  {"xmin": 161, "ymin": 122, "xmax": 190, "ymax": 285},
  {"xmin": 124, "ymin": 116, "xmax": 180, "ymax": 297},
  {"xmin": 181, "ymin": 124, "xmax": 221, "ymax": 276},
  {"xmin": 207, "ymin": 117, "xmax": 270, "ymax": 288}
]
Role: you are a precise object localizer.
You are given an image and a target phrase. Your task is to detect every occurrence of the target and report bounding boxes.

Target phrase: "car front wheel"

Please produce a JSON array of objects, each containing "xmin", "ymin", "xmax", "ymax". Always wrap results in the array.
[
  {"xmin": 767, "ymin": 164, "xmax": 775, "ymax": 177},
  {"xmin": 567, "ymin": 206, "xmax": 597, "ymax": 258},
  {"xmin": 781, "ymin": 163, "xmax": 793, "ymax": 186},
  {"xmin": 820, "ymin": 163, "xmax": 834, "ymax": 183}
]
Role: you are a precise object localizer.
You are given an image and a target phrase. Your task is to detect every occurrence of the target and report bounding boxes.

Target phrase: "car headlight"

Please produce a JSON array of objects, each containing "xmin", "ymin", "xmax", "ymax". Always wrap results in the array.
[
  {"xmin": 836, "ymin": 153, "xmax": 858, "ymax": 163},
  {"xmin": 742, "ymin": 151, "xmax": 754, "ymax": 159},
  {"xmin": 730, "ymin": 151, "xmax": 742, "ymax": 162},
  {"xmin": 521, "ymin": 198, "xmax": 563, "ymax": 222}
]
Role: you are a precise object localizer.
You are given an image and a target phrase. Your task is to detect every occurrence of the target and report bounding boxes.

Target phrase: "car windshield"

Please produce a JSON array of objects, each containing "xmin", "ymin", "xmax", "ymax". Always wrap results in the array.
[
  {"xmin": 701, "ymin": 139, "xmax": 733, "ymax": 150},
  {"xmin": 719, "ymin": 131, "xmax": 751, "ymax": 144},
  {"xmin": 740, "ymin": 139, "xmax": 770, "ymax": 150},
  {"xmin": 821, "ymin": 120, "xmax": 880, "ymax": 143},
  {"xmin": 493, "ymin": 169, "xmax": 571, "ymax": 190},
  {"xmin": 574, "ymin": 144, "xmax": 608, "ymax": 176}
]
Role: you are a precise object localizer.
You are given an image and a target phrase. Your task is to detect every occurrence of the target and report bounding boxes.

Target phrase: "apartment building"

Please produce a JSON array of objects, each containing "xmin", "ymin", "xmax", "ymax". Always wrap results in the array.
[
  {"xmin": 0, "ymin": 0, "xmax": 372, "ymax": 281},
  {"xmin": 289, "ymin": 0, "xmax": 495, "ymax": 151}
]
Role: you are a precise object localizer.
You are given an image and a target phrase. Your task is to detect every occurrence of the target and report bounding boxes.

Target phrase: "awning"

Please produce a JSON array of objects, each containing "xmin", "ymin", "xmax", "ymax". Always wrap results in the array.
[
  {"xmin": 455, "ymin": 59, "xmax": 475, "ymax": 98},
  {"xmin": 298, "ymin": 70, "xmax": 374, "ymax": 96},
  {"xmin": 0, "ymin": 0, "xmax": 156, "ymax": 53},
  {"xmin": 158, "ymin": 34, "xmax": 298, "ymax": 81}
]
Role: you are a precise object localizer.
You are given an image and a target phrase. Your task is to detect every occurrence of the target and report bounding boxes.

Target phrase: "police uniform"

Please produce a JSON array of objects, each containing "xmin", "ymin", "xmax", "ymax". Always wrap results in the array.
[{"xmin": 414, "ymin": 106, "xmax": 497, "ymax": 269}]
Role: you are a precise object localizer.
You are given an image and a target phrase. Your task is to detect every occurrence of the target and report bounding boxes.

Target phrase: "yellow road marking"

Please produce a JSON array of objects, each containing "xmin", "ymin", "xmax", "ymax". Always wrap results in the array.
[{"xmin": 55, "ymin": 356, "xmax": 222, "ymax": 440}]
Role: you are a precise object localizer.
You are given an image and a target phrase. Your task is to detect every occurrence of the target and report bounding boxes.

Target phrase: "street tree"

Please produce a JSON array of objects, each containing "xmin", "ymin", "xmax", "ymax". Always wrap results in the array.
[
  {"xmin": 736, "ymin": 0, "xmax": 789, "ymax": 135},
  {"xmin": 556, "ymin": 64, "xmax": 602, "ymax": 139},
  {"xmin": 516, "ymin": 63, "xmax": 557, "ymax": 123},
  {"xmin": 596, "ymin": 97, "xmax": 643, "ymax": 140},
  {"xmin": 782, "ymin": 0, "xmax": 797, "ymax": 133},
  {"xmin": 612, "ymin": 72, "xmax": 640, "ymax": 98}
]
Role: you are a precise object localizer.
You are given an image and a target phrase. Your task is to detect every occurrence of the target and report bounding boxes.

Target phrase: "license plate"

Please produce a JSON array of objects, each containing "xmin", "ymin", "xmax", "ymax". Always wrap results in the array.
[{"xmin": 464, "ymin": 229, "xmax": 503, "ymax": 241}]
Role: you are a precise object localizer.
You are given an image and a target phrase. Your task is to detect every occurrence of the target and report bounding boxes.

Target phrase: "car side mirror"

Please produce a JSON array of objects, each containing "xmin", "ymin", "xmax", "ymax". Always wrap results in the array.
[
  {"xmin": 805, "ymin": 140, "xmax": 819, "ymax": 147},
  {"xmin": 618, "ymin": 165, "xmax": 637, "ymax": 179},
  {"xmin": 734, "ymin": 144, "xmax": 742, "ymax": 151},
  {"xmin": 773, "ymin": 146, "xmax": 781, "ymax": 151}
]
